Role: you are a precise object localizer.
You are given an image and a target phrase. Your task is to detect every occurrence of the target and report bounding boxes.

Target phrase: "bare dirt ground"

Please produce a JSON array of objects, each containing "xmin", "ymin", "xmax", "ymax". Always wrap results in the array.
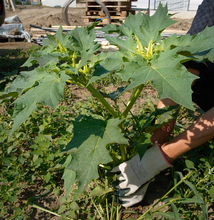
[
  {"xmin": 1, "ymin": 5, "xmax": 195, "ymax": 220},
  {"xmin": 4, "ymin": 5, "xmax": 193, "ymax": 36},
  {"xmin": 5, "ymin": 5, "xmax": 86, "ymax": 36}
]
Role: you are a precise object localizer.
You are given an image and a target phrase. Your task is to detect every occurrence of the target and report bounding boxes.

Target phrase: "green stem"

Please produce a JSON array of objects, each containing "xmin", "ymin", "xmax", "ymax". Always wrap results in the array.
[
  {"xmin": 86, "ymin": 84, "xmax": 118, "ymax": 118},
  {"xmin": 116, "ymin": 198, "xmax": 121, "ymax": 220},
  {"xmin": 67, "ymin": 74, "xmax": 117, "ymax": 118},
  {"xmin": 119, "ymin": 84, "xmax": 145, "ymax": 161},
  {"xmin": 28, "ymin": 202, "xmax": 64, "ymax": 218},
  {"xmin": 110, "ymin": 195, "xmax": 115, "ymax": 220},
  {"xmin": 120, "ymin": 144, "xmax": 127, "ymax": 161},
  {"xmin": 68, "ymin": 74, "xmax": 117, "ymax": 117},
  {"xmin": 66, "ymin": 79, "xmax": 85, "ymax": 88},
  {"xmin": 91, "ymin": 197, "xmax": 105, "ymax": 220},
  {"xmin": 153, "ymin": 196, "xmax": 181, "ymax": 213},
  {"xmin": 121, "ymin": 84, "xmax": 145, "ymax": 119},
  {"xmin": 106, "ymin": 198, "xmax": 110, "ymax": 220},
  {"xmin": 137, "ymin": 171, "xmax": 194, "ymax": 220}
]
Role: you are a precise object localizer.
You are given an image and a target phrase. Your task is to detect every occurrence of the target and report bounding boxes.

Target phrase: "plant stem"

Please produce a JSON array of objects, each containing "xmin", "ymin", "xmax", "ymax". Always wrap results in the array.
[
  {"xmin": 120, "ymin": 144, "xmax": 127, "ymax": 161},
  {"xmin": 66, "ymin": 74, "xmax": 117, "ymax": 118},
  {"xmin": 106, "ymin": 198, "xmax": 110, "ymax": 220},
  {"xmin": 28, "ymin": 202, "xmax": 64, "ymax": 218},
  {"xmin": 152, "ymin": 196, "xmax": 181, "ymax": 213},
  {"xmin": 68, "ymin": 75, "xmax": 126, "ymax": 160},
  {"xmin": 121, "ymin": 84, "xmax": 145, "ymax": 119},
  {"xmin": 119, "ymin": 84, "xmax": 145, "ymax": 161},
  {"xmin": 91, "ymin": 197, "xmax": 105, "ymax": 220},
  {"xmin": 116, "ymin": 198, "xmax": 121, "ymax": 220},
  {"xmin": 86, "ymin": 84, "xmax": 118, "ymax": 118},
  {"xmin": 137, "ymin": 171, "xmax": 194, "ymax": 220},
  {"xmin": 110, "ymin": 195, "xmax": 115, "ymax": 220}
]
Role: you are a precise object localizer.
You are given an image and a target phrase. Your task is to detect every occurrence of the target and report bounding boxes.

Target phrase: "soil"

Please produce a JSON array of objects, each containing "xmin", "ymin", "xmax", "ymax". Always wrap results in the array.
[
  {"xmin": 4, "ymin": 5, "xmax": 86, "ymax": 36},
  {"xmin": 0, "ymin": 5, "xmax": 196, "ymax": 220},
  {"xmin": 4, "ymin": 5, "xmax": 193, "ymax": 37}
]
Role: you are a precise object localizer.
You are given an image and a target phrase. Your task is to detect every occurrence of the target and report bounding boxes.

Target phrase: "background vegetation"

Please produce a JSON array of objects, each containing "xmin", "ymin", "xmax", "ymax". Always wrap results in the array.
[{"xmin": 0, "ymin": 46, "xmax": 214, "ymax": 220}]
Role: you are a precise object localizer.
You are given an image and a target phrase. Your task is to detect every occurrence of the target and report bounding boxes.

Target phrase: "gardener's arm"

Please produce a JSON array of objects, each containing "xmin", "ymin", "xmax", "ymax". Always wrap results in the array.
[
  {"xmin": 110, "ymin": 106, "xmax": 214, "ymax": 207},
  {"xmin": 161, "ymin": 106, "xmax": 214, "ymax": 163}
]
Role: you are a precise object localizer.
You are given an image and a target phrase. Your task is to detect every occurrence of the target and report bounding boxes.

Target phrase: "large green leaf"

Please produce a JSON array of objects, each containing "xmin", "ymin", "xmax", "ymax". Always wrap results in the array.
[
  {"xmin": 125, "ymin": 4, "xmax": 176, "ymax": 47},
  {"xmin": 139, "ymin": 4, "xmax": 176, "ymax": 45},
  {"xmin": 104, "ymin": 4, "xmax": 176, "ymax": 48},
  {"xmin": 65, "ymin": 116, "xmax": 128, "ymax": 194},
  {"xmin": 4, "ymin": 60, "xmax": 62, "ymax": 96},
  {"xmin": 62, "ymin": 169, "xmax": 76, "ymax": 199},
  {"xmin": 134, "ymin": 133, "xmax": 152, "ymax": 160},
  {"xmin": 10, "ymin": 72, "xmax": 69, "ymax": 134},
  {"xmin": 105, "ymin": 35, "xmax": 136, "ymax": 58},
  {"xmin": 100, "ymin": 86, "xmax": 127, "ymax": 101},
  {"xmin": 22, "ymin": 46, "xmax": 60, "ymax": 67},
  {"xmin": 99, "ymin": 24, "xmax": 120, "ymax": 34},
  {"xmin": 123, "ymin": 11, "xmax": 144, "ymax": 38},
  {"xmin": 180, "ymin": 26, "xmax": 214, "ymax": 59},
  {"xmin": 118, "ymin": 49, "xmax": 198, "ymax": 110},
  {"xmin": 88, "ymin": 52, "xmax": 123, "ymax": 84},
  {"xmin": 141, "ymin": 105, "xmax": 180, "ymax": 133},
  {"xmin": 70, "ymin": 27, "xmax": 100, "ymax": 53}
]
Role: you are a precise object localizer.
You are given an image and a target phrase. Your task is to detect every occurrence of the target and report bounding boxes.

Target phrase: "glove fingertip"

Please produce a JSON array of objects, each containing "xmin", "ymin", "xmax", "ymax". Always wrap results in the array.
[
  {"xmin": 116, "ymin": 188, "xmax": 130, "ymax": 197},
  {"xmin": 114, "ymin": 196, "xmax": 130, "ymax": 207},
  {"xmin": 119, "ymin": 200, "xmax": 132, "ymax": 208},
  {"xmin": 106, "ymin": 166, "xmax": 120, "ymax": 176}
]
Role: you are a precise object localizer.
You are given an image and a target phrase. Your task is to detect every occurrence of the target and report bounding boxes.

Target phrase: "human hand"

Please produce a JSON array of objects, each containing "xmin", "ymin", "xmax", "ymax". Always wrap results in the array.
[{"xmin": 110, "ymin": 143, "xmax": 172, "ymax": 206}]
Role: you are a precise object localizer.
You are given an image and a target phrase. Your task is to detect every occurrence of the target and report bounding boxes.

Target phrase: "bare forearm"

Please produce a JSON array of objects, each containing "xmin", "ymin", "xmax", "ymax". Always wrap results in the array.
[
  {"xmin": 161, "ymin": 107, "xmax": 214, "ymax": 163},
  {"xmin": 151, "ymin": 98, "xmax": 178, "ymax": 144}
]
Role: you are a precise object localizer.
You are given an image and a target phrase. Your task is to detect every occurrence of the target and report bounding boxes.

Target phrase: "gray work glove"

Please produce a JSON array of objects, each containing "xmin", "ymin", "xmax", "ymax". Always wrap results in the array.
[
  {"xmin": 117, "ymin": 180, "xmax": 154, "ymax": 207},
  {"xmin": 110, "ymin": 143, "xmax": 172, "ymax": 206}
]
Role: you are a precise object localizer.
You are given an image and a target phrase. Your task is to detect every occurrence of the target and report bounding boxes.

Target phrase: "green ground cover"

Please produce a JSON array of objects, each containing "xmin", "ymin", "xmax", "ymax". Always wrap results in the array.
[{"xmin": 1, "ymin": 4, "xmax": 214, "ymax": 219}]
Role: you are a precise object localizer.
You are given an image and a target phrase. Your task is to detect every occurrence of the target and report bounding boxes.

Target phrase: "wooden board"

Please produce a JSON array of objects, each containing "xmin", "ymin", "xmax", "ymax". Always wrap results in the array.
[
  {"xmin": 163, "ymin": 29, "xmax": 187, "ymax": 34},
  {"xmin": 86, "ymin": 0, "xmax": 131, "ymax": 2},
  {"xmin": 52, "ymin": 25, "xmax": 105, "ymax": 29},
  {"xmin": 85, "ymin": 0, "xmax": 133, "ymax": 21},
  {"xmin": 82, "ymin": 15, "xmax": 126, "ymax": 19}
]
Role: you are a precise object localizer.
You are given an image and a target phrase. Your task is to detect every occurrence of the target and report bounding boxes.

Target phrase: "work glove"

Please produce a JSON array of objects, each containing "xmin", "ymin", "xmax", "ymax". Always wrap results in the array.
[
  {"xmin": 110, "ymin": 142, "xmax": 172, "ymax": 206},
  {"xmin": 117, "ymin": 180, "xmax": 153, "ymax": 207}
]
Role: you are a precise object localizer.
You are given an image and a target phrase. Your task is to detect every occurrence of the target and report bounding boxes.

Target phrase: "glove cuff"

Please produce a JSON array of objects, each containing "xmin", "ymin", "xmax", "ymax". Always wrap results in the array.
[{"xmin": 156, "ymin": 141, "xmax": 173, "ymax": 167}]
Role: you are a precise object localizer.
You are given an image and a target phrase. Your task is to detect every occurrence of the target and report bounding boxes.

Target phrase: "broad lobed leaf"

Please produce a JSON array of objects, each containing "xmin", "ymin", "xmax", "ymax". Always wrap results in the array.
[
  {"xmin": 10, "ymin": 71, "xmax": 69, "ymax": 135},
  {"xmin": 65, "ymin": 116, "xmax": 128, "ymax": 195},
  {"xmin": 117, "ymin": 48, "xmax": 198, "ymax": 110}
]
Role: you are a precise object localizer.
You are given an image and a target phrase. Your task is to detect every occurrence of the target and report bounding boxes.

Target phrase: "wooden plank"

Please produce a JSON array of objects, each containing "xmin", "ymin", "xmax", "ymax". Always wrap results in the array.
[
  {"xmin": 99, "ymin": 11, "xmax": 106, "ymax": 17},
  {"xmin": 52, "ymin": 25, "xmax": 106, "ymax": 30},
  {"xmin": 84, "ymin": 17, "xmax": 108, "ymax": 25},
  {"xmin": 86, "ymin": 11, "xmax": 100, "ymax": 15},
  {"xmin": 86, "ymin": 5, "xmax": 129, "ymax": 7},
  {"xmin": 101, "ymin": 40, "xmax": 118, "ymax": 50},
  {"xmin": 86, "ymin": 0, "xmax": 131, "ymax": 2},
  {"xmin": 84, "ymin": 22, "xmax": 120, "ymax": 26},
  {"xmin": 119, "ymin": 11, "xmax": 128, "ymax": 16},
  {"xmin": 52, "ymin": 26, "xmax": 83, "ymax": 29},
  {"xmin": 82, "ymin": 15, "xmax": 126, "ymax": 19},
  {"xmin": 30, "ymin": 28, "xmax": 47, "ymax": 32},
  {"xmin": 163, "ymin": 29, "xmax": 187, "ymax": 34},
  {"xmin": 9, "ymin": 0, "xmax": 16, "ymax": 11}
]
